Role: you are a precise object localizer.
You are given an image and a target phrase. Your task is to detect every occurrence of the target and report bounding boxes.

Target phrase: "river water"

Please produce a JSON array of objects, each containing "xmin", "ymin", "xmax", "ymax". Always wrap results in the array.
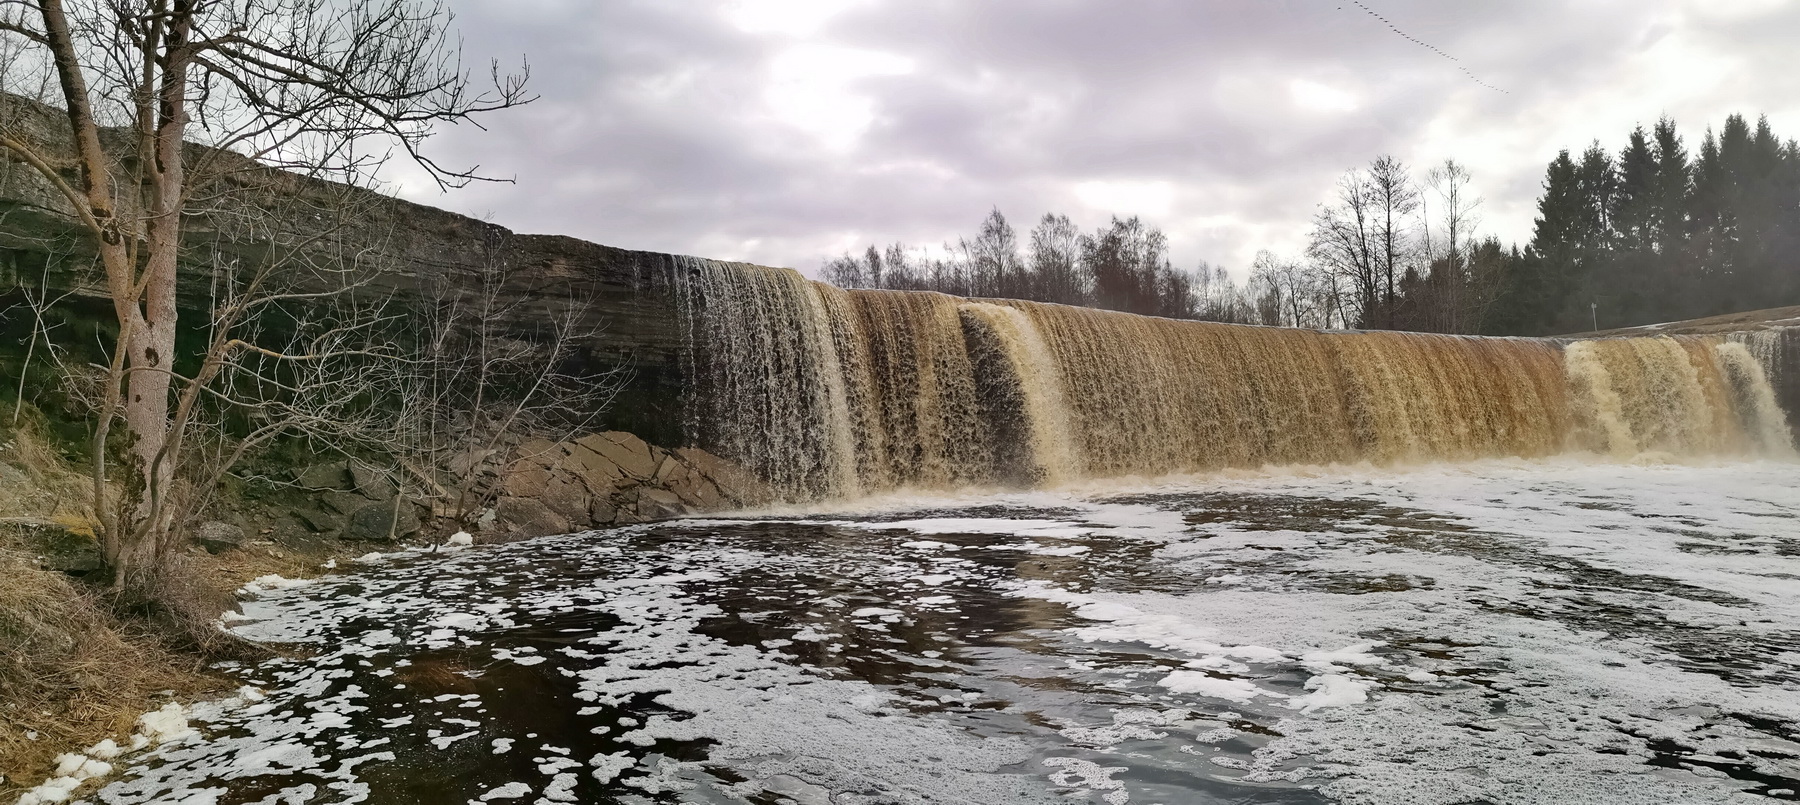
[{"xmin": 81, "ymin": 459, "xmax": 1800, "ymax": 804}]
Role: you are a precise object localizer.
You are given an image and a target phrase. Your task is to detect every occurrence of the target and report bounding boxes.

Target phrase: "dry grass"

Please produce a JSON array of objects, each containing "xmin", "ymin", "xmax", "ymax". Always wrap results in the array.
[
  {"xmin": 0, "ymin": 419, "xmax": 93, "ymax": 528},
  {"xmin": 0, "ymin": 545, "xmax": 217, "ymax": 795},
  {"xmin": 0, "ymin": 418, "xmax": 346, "ymax": 795},
  {"xmin": 0, "ymin": 531, "xmax": 346, "ymax": 795}
]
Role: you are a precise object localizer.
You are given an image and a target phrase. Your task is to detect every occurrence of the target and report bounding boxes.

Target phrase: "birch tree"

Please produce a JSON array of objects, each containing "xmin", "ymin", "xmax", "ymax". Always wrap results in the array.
[{"xmin": 0, "ymin": 0, "xmax": 529, "ymax": 589}]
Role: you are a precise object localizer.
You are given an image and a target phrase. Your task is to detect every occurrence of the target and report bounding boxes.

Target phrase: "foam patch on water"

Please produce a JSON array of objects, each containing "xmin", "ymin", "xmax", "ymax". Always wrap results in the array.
[
  {"xmin": 1038, "ymin": 461, "xmax": 1800, "ymax": 801},
  {"xmin": 74, "ymin": 460, "xmax": 1800, "ymax": 804}
]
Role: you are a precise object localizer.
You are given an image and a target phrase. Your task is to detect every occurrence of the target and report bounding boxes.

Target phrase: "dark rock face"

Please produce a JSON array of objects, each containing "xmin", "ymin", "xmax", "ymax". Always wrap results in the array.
[
  {"xmin": 0, "ymin": 92, "xmax": 695, "ymax": 448},
  {"xmin": 344, "ymin": 501, "xmax": 421, "ymax": 542},
  {"xmin": 295, "ymin": 463, "xmax": 353, "ymax": 492},
  {"xmin": 350, "ymin": 462, "xmax": 398, "ymax": 501}
]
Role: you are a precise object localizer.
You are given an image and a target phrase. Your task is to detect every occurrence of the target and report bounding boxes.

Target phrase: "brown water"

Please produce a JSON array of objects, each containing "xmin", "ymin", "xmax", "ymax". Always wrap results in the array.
[{"xmin": 677, "ymin": 260, "xmax": 1794, "ymax": 499}]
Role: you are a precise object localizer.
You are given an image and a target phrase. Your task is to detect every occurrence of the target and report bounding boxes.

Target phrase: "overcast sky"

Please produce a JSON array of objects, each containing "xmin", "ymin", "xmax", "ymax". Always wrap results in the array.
[{"xmin": 392, "ymin": 0, "xmax": 1800, "ymax": 279}]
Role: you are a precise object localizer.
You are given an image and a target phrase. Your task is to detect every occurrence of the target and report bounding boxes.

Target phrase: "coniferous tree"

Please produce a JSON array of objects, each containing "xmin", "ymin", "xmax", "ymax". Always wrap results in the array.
[
  {"xmin": 1650, "ymin": 117, "xmax": 1695, "ymax": 317},
  {"xmin": 1494, "ymin": 151, "xmax": 1583, "ymax": 334},
  {"xmin": 1605, "ymin": 127, "xmax": 1660, "ymax": 326}
]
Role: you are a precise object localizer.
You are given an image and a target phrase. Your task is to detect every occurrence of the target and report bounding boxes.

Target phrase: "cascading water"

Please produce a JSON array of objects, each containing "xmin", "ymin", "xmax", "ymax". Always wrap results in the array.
[
  {"xmin": 1717, "ymin": 340, "xmax": 1796, "ymax": 456},
  {"xmin": 677, "ymin": 260, "xmax": 1796, "ymax": 499}
]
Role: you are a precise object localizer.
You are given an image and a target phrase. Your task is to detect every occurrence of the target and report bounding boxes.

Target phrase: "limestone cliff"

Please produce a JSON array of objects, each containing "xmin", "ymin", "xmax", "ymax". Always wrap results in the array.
[{"xmin": 0, "ymin": 91, "xmax": 699, "ymax": 446}]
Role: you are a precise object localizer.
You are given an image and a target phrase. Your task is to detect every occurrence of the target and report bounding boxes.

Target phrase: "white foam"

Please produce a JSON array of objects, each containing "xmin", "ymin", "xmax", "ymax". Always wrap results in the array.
[
  {"xmin": 1157, "ymin": 671, "xmax": 1272, "ymax": 704},
  {"xmin": 138, "ymin": 703, "xmax": 198, "ymax": 745},
  {"xmin": 476, "ymin": 780, "xmax": 530, "ymax": 800},
  {"xmin": 237, "ymin": 575, "xmax": 314, "ymax": 597}
]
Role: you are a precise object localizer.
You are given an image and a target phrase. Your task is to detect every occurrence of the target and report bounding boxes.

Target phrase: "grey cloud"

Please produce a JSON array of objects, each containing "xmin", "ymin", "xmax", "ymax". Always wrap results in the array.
[{"xmin": 406, "ymin": 0, "xmax": 1800, "ymax": 276}]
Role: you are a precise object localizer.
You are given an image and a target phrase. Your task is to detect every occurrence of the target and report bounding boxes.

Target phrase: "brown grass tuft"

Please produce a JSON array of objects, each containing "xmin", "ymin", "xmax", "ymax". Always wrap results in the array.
[
  {"xmin": 0, "ymin": 545, "xmax": 217, "ymax": 795},
  {"xmin": 0, "ymin": 416, "xmax": 363, "ymax": 796}
]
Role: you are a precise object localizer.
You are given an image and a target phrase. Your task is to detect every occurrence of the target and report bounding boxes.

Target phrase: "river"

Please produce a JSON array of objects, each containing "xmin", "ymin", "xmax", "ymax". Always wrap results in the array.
[{"xmin": 81, "ymin": 459, "xmax": 1800, "ymax": 804}]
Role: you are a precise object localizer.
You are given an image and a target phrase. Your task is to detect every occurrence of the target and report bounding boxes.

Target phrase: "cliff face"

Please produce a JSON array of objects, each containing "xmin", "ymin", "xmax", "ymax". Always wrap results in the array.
[{"xmin": 0, "ymin": 92, "xmax": 696, "ymax": 446}]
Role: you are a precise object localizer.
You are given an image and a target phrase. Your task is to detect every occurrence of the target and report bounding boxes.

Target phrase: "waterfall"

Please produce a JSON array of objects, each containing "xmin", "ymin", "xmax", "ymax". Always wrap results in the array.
[
  {"xmin": 1564, "ymin": 341, "xmax": 1640, "ymax": 457},
  {"xmin": 677, "ymin": 260, "xmax": 1796, "ymax": 499},
  {"xmin": 1717, "ymin": 341, "xmax": 1796, "ymax": 456},
  {"xmin": 674, "ymin": 258, "xmax": 860, "ymax": 496},
  {"xmin": 958, "ymin": 303, "xmax": 1079, "ymax": 484},
  {"xmin": 1562, "ymin": 336, "xmax": 1751, "ymax": 458}
]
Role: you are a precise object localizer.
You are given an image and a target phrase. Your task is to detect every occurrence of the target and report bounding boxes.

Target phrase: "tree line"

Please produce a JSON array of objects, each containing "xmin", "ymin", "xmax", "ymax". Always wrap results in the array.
[
  {"xmin": 821, "ymin": 210, "xmax": 1229, "ymax": 320},
  {"xmin": 1494, "ymin": 113, "xmax": 1800, "ymax": 334},
  {"xmin": 821, "ymin": 112, "xmax": 1800, "ymax": 336}
]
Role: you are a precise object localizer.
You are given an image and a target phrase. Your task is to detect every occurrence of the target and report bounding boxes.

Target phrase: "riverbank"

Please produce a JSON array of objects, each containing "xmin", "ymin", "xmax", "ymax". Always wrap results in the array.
[
  {"xmin": 0, "ymin": 408, "xmax": 769, "ymax": 799},
  {"xmin": 0, "ymin": 420, "xmax": 353, "ymax": 799}
]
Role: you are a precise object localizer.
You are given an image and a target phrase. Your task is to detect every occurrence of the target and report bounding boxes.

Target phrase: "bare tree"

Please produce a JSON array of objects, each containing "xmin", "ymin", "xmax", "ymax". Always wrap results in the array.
[
  {"xmin": 1367, "ymin": 155, "xmax": 1421, "ymax": 329},
  {"xmin": 1306, "ymin": 157, "xmax": 1420, "ymax": 329},
  {"xmin": 1423, "ymin": 158, "xmax": 1483, "ymax": 332},
  {"xmin": 1307, "ymin": 167, "xmax": 1380, "ymax": 327},
  {"xmin": 0, "ymin": 0, "xmax": 529, "ymax": 589},
  {"xmin": 968, "ymin": 208, "xmax": 1022, "ymax": 299},
  {"xmin": 1192, "ymin": 261, "xmax": 1251, "ymax": 324},
  {"xmin": 404, "ymin": 224, "xmax": 620, "ymax": 538},
  {"xmin": 1027, "ymin": 213, "xmax": 1082, "ymax": 306},
  {"xmin": 1248, "ymin": 250, "xmax": 1334, "ymax": 329}
]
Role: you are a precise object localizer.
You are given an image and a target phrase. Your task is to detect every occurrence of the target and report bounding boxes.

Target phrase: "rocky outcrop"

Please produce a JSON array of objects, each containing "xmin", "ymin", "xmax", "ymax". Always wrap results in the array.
[
  {"xmin": 482, "ymin": 432, "xmax": 772, "ymax": 540},
  {"xmin": 275, "ymin": 434, "xmax": 769, "ymax": 546},
  {"xmin": 284, "ymin": 460, "xmax": 422, "ymax": 542}
]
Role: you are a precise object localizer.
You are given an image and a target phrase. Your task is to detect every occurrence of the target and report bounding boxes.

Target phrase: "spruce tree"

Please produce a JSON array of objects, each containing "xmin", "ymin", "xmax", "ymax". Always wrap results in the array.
[
  {"xmin": 1607, "ymin": 127, "xmax": 1660, "ymax": 324},
  {"xmin": 1493, "ymin": 150, "xmax": 1585, "ymax": 334}
]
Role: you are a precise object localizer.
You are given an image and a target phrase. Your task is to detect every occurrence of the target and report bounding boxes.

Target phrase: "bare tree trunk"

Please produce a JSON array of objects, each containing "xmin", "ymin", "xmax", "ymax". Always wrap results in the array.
[{"xmin": 6, "ymin": 0, "xmax": 531, "ymax": 586}]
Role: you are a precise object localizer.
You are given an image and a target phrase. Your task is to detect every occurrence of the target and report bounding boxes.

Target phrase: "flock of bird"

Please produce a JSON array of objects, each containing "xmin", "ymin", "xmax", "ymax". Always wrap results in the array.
[{"xmin": 1343, "ymin": 1, "xmax": 1510, "ymax": 95}]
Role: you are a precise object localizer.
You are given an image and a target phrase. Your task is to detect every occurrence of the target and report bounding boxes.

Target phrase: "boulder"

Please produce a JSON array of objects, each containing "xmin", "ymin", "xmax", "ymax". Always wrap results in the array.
[
  {"xmin": 610, "ymin": 504, "xmax": 647, "ymax": 525},
  {"xmin": 675, "ymin": 447, "xmax": 774, "ymax": 505},
  {"xmin": 343, "ymin": 500, "xmax": 420, "ymax": 542},
  {"xmin": 349, "ymin": 462, "xmax": 398, "ymax": 500},
  {"xmin": 560, "ymin": 444, "xmax": 626, "ymax": 496},
  {"xmin": 294, "ymin": 508, "xmax": 340, "ymax": 533},
  {"xmin": 581, "ymin": 432, "xmax": 658, "ymax": 479},
  {"xmin": 492, "ymin": 496, "xmax": 569, "ymax": 539},
  {"xmin": 653, "ymin": 455, "xmax": 682, "ymax": 485},
  {"xmin": 294, "ymin": 462, "xmax": 351, "ymax": 491},
  {"xmin": 514, "ymin": 438, "xmax": 565, "ymax": 468},
  {"xmin": 588, "ymin": 495, "xmax": 618, "ymax": 525},
  {"xmin": 668, "ymin": 473, "xmax": 725, "ymax": 510},
  {"xmin": 539, "ymin": 473, "xmax": 592, "ymax": 527},
  {"xmin": 447, "ymin": 448, "xmax": 500, "ymax": 479},
  {"xmin": 193, "ymin": 521, "xmax": 245, "ymax": 554},
  {"xmin": 321, "ymin": 491, "xmax": 372, "ymax": 516},
  {"xmin": 636, "ymin": 488, "xmax": 687, "ymax": 520},
  {"xmin": 499, "ymin": 462, "xmax": 552, "ymax": 498}
]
